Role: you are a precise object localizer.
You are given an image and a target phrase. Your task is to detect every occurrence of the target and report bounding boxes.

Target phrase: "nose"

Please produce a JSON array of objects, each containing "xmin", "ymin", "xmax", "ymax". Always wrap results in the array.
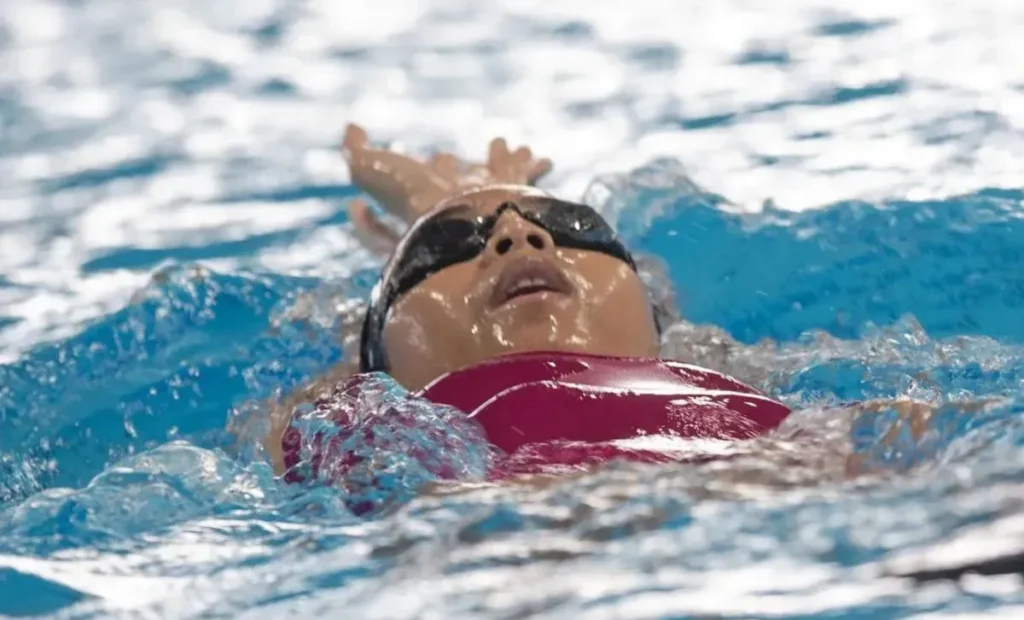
[{"xmin": 484, "ymin": 205, "xmax": 554, "ymax": 261}]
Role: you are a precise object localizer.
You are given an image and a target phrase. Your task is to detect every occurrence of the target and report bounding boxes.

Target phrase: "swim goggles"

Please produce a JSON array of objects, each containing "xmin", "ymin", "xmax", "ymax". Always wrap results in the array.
[{"xmin": 359, "ymin": 197, "xmax": 638, "ymax": 372}]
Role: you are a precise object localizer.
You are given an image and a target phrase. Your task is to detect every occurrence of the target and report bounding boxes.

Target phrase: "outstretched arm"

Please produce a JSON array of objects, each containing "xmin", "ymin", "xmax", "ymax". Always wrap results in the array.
[{"xmin": 341, "ymin": 123, "xmax": 552, "ymax": 255}]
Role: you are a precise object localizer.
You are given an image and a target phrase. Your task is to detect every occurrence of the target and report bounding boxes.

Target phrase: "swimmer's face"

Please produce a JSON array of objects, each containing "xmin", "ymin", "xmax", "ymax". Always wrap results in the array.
[{"xmin": 381, "ymin": 187, "xmax": 660, "ymax": 391}]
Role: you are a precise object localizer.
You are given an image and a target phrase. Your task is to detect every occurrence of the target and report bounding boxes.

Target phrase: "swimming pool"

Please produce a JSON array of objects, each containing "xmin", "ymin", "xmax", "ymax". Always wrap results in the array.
[{"xmin": 3, "ymin": 1, "xmax": 1024, "ymax": 617}]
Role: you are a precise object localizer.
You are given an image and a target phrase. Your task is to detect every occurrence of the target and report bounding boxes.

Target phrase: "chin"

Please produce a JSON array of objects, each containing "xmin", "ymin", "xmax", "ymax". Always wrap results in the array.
[
  {"xmin": 495, "ymin": 294, "xmax": 573, "ymax": 322},
  {"xmin": 485, "ymin": 306, "xmax": 588, "ymax": 352},
  {"xmin": 493, "ymin": 330, "xmax": 584, "ymax": 357}
]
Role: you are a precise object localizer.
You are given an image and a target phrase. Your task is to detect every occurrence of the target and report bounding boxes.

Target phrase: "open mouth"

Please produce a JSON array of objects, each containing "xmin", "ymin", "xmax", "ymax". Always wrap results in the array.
[{"xmin": 488, "ymin": 257, "xmax": 574, "ymax": 310}]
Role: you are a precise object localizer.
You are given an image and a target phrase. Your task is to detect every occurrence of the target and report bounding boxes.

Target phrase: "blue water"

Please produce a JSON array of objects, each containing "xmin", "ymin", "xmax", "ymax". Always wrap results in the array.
[{"xmin": 4, "ymin": 1, "xmax": 1024, "ymax": 617}]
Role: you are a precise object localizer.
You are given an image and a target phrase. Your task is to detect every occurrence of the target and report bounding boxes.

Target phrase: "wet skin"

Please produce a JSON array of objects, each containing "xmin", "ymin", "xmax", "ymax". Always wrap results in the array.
[{"xmin": 381, "ymin": 187, "xmax": 660, "ymax": 391}]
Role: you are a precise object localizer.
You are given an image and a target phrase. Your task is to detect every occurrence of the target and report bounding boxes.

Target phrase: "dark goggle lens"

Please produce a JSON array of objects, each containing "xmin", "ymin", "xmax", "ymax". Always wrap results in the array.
[
  {"xmin": 530, "ymin": 200, "xmax": 618, "ymax": 243},
  {"xmin": 526, "ymin": 200, "xmax": 634, "ymax": 266},
  {"xmin": 387, "ymin": 215, "xmax": 488, "ymax": 299},
  {"xmin": 384, "ymin": 199, "xmax": 628, "ymax": 307}
]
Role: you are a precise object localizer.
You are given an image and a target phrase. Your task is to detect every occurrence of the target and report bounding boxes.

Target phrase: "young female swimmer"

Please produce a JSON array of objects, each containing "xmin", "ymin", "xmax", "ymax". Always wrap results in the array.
[{"xmin": 262, "ymin": 124, "xmax": 940, "ymax": 485}]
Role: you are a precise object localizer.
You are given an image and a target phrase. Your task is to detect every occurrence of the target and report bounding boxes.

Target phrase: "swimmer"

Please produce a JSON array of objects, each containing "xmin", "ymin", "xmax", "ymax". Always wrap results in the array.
[{"xmin": 262, "ymin": 124, "xmax": 940, "ymax": 485}]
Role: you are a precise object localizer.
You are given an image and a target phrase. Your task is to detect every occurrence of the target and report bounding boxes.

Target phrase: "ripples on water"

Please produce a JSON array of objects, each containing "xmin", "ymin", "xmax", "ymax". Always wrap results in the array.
[{"xmin": 3, "ymin": 0, "xmax": 1024, "ymax": 617}]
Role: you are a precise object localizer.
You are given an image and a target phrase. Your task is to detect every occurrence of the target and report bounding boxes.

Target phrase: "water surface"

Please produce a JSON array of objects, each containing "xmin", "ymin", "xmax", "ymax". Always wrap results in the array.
[{"xmin": 2, "ymin": 1, "xmax": 1024, "ymax": 617}]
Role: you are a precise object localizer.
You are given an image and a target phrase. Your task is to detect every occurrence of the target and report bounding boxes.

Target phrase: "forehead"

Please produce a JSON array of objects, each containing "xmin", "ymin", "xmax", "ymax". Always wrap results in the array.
[{"xmin": 432, "ymin": 186, "xmax": 551, "ymax": 216}]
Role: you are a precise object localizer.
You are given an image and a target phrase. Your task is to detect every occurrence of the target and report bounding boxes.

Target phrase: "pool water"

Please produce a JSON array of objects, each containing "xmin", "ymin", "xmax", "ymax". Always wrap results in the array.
[{"xmin": 3, "ymin": 1, "xmax": 1024, "ymax": 617}]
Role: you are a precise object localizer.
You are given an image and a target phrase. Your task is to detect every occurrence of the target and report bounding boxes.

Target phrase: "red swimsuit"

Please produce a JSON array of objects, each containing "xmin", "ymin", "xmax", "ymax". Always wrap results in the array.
[{"xmin": 281, "ymin": 352, "xmax": 791, "ymax": 483}]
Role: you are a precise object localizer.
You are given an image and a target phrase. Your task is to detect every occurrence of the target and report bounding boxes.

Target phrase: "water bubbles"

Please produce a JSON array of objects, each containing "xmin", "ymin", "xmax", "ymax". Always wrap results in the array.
[
  {"xmin": 284, "ymin": 373, "xmax": 497, "ymax": 516},
  {"xmin": 2, "ymin": 168, "xmax": 1024, "ymax": 615},
  {"xmin": 2, "ymin": 0, "xmax": 1024, "ymax": 613},
  {"xmin": 123, "ymin": 417, "xmax": 138, "ymax": 439}
]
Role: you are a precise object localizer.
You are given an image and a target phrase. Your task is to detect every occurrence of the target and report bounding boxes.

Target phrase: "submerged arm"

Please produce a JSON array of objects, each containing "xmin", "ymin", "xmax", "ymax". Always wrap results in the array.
[
  {"xmin": 843, "ymin": 397, "xmax": 997, "ymax": 477},
  {"xmin": 262, "ymin": 361, "xmax": 358, "ymax": 475}
]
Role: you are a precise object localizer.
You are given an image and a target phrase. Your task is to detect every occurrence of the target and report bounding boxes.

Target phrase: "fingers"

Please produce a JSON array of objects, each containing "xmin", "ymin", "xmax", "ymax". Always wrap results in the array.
[
  {"xmin": 489, "ymin": 137, "xmax": 522, "ymax": 182},
  {"xmin": 512, "ymin": 146, "xmax": 553, "ymax": 182},
  {"xmin": 512, "ymin": 145, "xmax": 532, "ymax": 165},
  {"xmin": 488, "ymin": 137, "xmax": 510, "ymax": 162},
  {"xmin": 529, "ymin": 157, "xmax": 553, "ymax": 182},
  {"xmin": 487, "ymin": 137, "xmax": 553, "ymax": 185},
  {"xmin": 348, "ymin": 198, "xmax": 401, "ymax": 257},
  {"xmin": 510, "ymin": 146, "xmax": 533, "ymax": 183},
  {"xmin": 341, "ymin": 123, "xmax": 369, "ymax": 156}
]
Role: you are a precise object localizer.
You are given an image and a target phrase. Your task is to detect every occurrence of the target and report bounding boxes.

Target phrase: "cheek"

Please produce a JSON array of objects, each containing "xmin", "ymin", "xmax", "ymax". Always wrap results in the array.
[
  {"xmin": 382, "ymin": 292, "xmax": 478, "ymax": 368},
  {"xmin": 578, "ymin": 266, "xmax": 658, "ymax": 339},
  {"xmin": 382, "ymin": 311, "xmax": 432, "ymax": 360},
  {"xmin": 576, "ymin": 264, "xmax": 644, "ymax": 307}
]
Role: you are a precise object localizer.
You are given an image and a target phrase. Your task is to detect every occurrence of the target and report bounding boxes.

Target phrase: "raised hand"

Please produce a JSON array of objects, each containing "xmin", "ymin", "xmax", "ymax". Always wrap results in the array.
[
  {"xmin": 340, "ymin": 124, "xmax": 554, "ymax": 256},
  {"xmin": 342, "ymin": 124, "xmax": 456, "ymax": 224},
  {"xmin": 486, "ymin": 137, "xmax": 552, "ymax": 186}
]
